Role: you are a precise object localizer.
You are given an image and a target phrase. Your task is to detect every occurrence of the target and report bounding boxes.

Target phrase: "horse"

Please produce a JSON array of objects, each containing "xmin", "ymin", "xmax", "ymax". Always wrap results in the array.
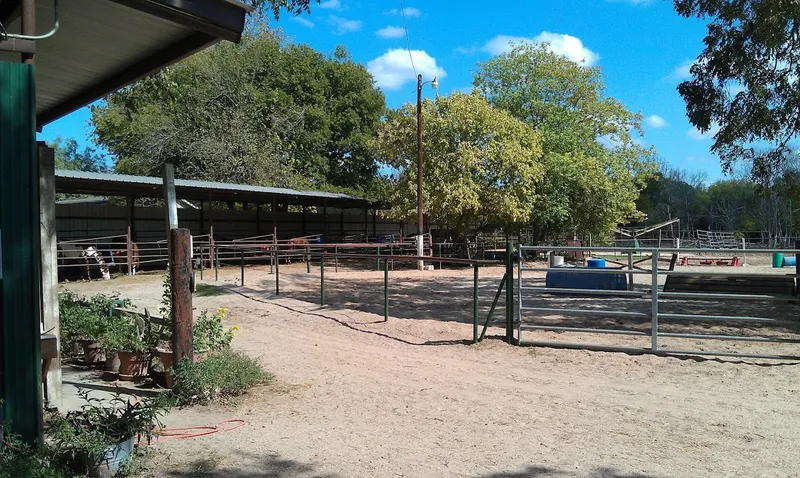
[
  {"xmin": 81, "ymin": 246, "xmax": 111, "ymax": 281},
  {"xmin": 285, "ymin": 238, "xmax": 310, "ymax": 265},
  {"xmin": 111, "ymin": 242, "xmax": 140, "ymax": 275},
  {"xmin": 57, "ymin": 243, "xmax": 85, "ymax": 281}
]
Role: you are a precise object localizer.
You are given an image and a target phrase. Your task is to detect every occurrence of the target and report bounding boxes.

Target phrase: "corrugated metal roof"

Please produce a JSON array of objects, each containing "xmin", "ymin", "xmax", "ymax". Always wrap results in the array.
[{"xmin": 54, "ymin": 169, "xmax": 376, "ymax": 209}]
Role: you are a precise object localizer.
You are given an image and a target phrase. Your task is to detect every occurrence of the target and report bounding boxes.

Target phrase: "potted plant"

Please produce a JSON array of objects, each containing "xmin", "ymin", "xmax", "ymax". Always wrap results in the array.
[
  {"xmin": 48, "ymin": 390, "xmax": 168, "ymax": 478},
  {"xmin": 60, "ymin": 292, "xmax": 132, "ymax": 366},
  {"xmin": 98, "ymin": 316, "xmax": 148, "ymax": 379},
  {"xmin": 160, "ymin": 308, "xmax": 239, "ymax": 389}
]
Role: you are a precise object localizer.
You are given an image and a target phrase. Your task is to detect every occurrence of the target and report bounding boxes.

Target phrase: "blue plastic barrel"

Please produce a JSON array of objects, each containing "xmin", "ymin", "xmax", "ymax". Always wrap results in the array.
[
  {"xmin": 587, "ymin": 258, "xmax": 606, "ymax": 268},
  {"xmin": 783, "ymin": 256, "xmax": 797, "ymax": 267}
]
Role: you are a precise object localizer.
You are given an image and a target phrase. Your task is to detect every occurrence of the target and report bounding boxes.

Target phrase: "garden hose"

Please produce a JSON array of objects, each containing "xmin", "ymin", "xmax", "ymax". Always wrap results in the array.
[{"xmin": 154, "ymin": 419, "xmax": 247, "ymax": 440}]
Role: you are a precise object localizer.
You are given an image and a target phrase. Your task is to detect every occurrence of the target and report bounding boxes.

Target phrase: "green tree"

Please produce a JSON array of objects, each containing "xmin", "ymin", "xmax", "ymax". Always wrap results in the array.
[
  {"xmin": 250, "ymin": 0, "xmax": 317, "ymax": 19},
  {"xmin": 473, "ymin": 43, "xmax": 655, "ymax": 239},
  {"xmin": 91, "ymin": 28, "xmax": 385, "ymax": 194},
  {"xmin": 49, "ymin": 137, "xmax": 109, "ymax": 173},
  {"xmin": 674, "ymin": 0, "xmax": 800, "ymax": 180},
  {"xmin": 375, "ymin": 93, "xmax": 544, "ymax": 233}
]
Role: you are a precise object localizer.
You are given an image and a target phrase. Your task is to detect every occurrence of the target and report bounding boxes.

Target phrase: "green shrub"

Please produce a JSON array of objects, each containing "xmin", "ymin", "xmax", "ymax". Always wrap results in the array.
[
  {"xmin": 171, "ymin": 350, "xmax": 271, "ymax": 406},
  {"xmin": 193, "ymin": 308, "xmax": 239, "ymax": 353},
  {"xmin": 59, "ymin": 292, "xmax": 133, "ymax": 352},
  {"xmin": 98, "ymin": 315, "xmax": 146, "ymax": 353},
  {"xmin": 0, "ymin": 437, "xmax": 77, "ymax": 478}
]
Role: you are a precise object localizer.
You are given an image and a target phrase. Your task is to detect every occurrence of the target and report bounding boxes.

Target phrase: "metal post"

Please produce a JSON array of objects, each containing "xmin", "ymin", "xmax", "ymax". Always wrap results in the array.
[
  {"xmin": 320, "ymin": 256, "xmax": 325, "ymax": 306},
  {"xmin": 384, "ymin": 258, "xmax": 389, "ymax": 321},
  {"xmin": 170, "ymin": 229, "xmax": 193, "ymax": 370},
  {"xmin": 438, "ymin": 243, "xmax": 442, "ymax": 270},
  {"xmin": 163, "ymin": 164, "xmax": 179, "ymax": 242},
  {"xmin": 306, "ymin": 246, "xmax": 311, "ymax": 274},
  {"xmin": 651, "ymin": 250, "xmax": 659, "ymax": 351},
  {"xmin": 416, "ymin": 74, "xmax": 425, "ymax": 271},
  {"xmin": 215, "ymin": 248, "xmax": 219, "ymax": 281},
  {"xmin": 270, "ymin": 243, "xmax": 274, "ymax": 274},
  {"xmin": 742, "ymin": 237, "xmax": 747, "ymax": 266},
  {"xmin": 275, "ymin": 251, "xmax": 280, "ymax": 295},
  {"xmin": 377, "ymin": 245, "xmax": 381, "ymax": 270},
  {"xmin": 795, "ymin": 240, "xmax": 800, "ymax": 291},
  {"xmin": 473, "ymin": 263, "xmax": 479, "ymax": 343},
  {"xmin": 240, "ymin": 250, "xmax": 245, "ymax": 286},
  {"xmin": 627, "ymin": 251, "xmax": 633, "ymax": 291},
  {"xmin": 335, "ymin": 245, "xmax": 339, "ymax": 272},
  {"xmin": 21, "ymin": 0, "xmax": 35, "ymax": 64},
  {"xmin": 390, "ymin": 243, "xmax": 394, "ymax": 271},
  {"xmin": 199, "ymin": 246, "xmax": 204, "ymax": 280},
  {"xmin": 505, "ymin": 242, "xmax": 514, "ymax": 343}
]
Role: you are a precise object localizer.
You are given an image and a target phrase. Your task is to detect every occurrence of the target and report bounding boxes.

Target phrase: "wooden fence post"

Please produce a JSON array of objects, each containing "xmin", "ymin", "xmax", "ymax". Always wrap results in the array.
[{"xmin": 170, "ymin": 228, "xmax": 193, "ymax": 366}]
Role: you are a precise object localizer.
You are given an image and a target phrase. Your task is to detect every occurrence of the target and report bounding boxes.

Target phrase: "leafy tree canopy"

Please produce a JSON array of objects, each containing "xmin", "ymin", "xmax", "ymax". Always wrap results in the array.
[
  {"xmin": 375, "ymin": 93, "xmax": 544, "ymax": 233},
  {"xmin": 91, "ymin": 27, "xmax": 386, "ymax": 197},
  {"xmin": 49, "ymin": 137, "xmax": 109, "ymax": 173},
  {"xmin": 674, "ymin": 0, "xmax": 800, "ymax": 180},
  {"xmin": 473, "ymin": 43, "xmax": 656, "ymax": 239}
]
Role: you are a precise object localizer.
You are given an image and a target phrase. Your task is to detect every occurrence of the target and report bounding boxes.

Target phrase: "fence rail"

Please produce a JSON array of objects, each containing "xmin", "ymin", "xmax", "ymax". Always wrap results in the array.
[{"xmin": 516, "ymin": 244, "xmax": 800, "ymax": 361}]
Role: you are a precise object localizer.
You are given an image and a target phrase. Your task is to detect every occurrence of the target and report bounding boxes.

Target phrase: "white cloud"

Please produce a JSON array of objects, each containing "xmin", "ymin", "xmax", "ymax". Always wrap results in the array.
[
  {"xmin": 386, "ymin": 7, "xmax": 421, "ymax": 17},
  {"xmin": 376, "ymin": 26, "xmax": 405, "ymax": 39},
  {"xmin": 455, "ymin": 45, "xmax": 479, "ymax": 55},
  {"xmin": 483, "ymin": 32, "xmax": 600, "ymax": 65},
  {"xmin": 671, "ymin": 60, "xmax": 694, "ymax": 81},
  {"xmin": 292, "ymin": 16, "xmax": 315, "ymax": 28},
  {"xmin": 645, "ymin": 115, "xmax": 667, "ymax": 129},
  {"xmin": 327, "ymin": 15, "xmax": 362, "ymax": 34},
  {"xmin": 367, "ymin": 49, "xmax": 447, "ymax": 90},
  {"xmin": 687, "ymin": 123, "xmax": 720, "ymax": 140},
  {"xmin": 319, "ymin": 0, "xmax": 341, "ymax": 9},
  {"xmin": 608, "ymin": 0, "xmax": 656, "ymax": 5}
]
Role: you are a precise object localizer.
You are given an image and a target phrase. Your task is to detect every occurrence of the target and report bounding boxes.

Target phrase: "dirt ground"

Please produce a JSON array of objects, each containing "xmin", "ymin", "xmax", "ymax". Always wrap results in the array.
[{"xmin": 62, "ymin": 261, "xmax": 800, "ymax": 477}]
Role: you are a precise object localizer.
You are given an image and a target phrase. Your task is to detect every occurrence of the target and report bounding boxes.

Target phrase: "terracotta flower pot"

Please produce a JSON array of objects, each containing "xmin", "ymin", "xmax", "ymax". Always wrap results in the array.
[
  {"xmin": 117, "ymin": 351, "xmax": 148, "ymax": 378},
  {"xmin": 105, "ymin": 352, "xmax": 121, "ymax": 373},
  {"xmin": 155, "ymin": 349, "xmax": 174, "ymax": 389},
  {"xmin": 80, "ymin": 340, "xmax": 105, "ymax": 365}
]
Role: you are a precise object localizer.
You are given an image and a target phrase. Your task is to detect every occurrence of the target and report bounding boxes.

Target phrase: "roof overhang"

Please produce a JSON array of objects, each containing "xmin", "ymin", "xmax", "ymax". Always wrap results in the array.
[
  {"xmin": 0, "ymin": 0, "xmax": 251, "ymax": 128},
  {"xmin": 55, "ymin": 169, "xmax": 380, "ymax": 210}
]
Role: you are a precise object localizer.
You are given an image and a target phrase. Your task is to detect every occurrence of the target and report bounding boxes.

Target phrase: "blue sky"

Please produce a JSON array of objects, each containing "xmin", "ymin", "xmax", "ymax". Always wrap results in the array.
[{"xmin": 38, "ymin": 0, "xmax": 725, "ymax": 180}]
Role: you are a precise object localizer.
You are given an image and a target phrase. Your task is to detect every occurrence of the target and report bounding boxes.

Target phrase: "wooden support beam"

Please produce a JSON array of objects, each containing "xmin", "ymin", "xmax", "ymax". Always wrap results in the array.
[
  {"xmin": 323, "ymin": 202, "xmax": 328, "ymax": 241},
  {"xmin": 208, "ymin": 193, "xmax": 214, "ymax": 269},
  {"xmin": 170, "ymin": 228, "xmax": 193, "ymax": 366},
  {"xmin": 256, "ymin": 204, "xmax": 261, "ymax": 236},
  {"xmin": 38, "ymin": 143, "xmax": 61, "ymax": 409}
]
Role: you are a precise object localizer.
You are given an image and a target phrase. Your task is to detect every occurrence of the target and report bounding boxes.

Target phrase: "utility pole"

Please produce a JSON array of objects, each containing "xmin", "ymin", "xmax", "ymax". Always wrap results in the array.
[{"xmin": 416, "ymin": 74, "xmax": 438, "ymax": 270}]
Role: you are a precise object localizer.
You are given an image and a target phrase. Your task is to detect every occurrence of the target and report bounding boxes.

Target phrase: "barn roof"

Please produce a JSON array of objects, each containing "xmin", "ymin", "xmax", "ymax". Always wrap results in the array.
[
  {"xmin": 0, "ymin": 0, "xmax": 251, "ymax": 127},
  {"xmin": 55, "ymin": 169, "xmax": 379, "ymax": 209}
]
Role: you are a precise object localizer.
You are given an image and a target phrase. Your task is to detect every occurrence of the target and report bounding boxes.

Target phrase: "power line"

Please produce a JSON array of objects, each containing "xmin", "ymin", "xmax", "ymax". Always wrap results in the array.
[{"xmin": 399, "ymin": 0, "xmax": 417, "ymax": 77}]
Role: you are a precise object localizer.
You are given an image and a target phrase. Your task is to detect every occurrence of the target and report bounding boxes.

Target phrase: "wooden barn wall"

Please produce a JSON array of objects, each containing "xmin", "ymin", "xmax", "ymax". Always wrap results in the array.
[{"xmin": 56, "ymin": 204, "xmax": 403, "ymax": 242}]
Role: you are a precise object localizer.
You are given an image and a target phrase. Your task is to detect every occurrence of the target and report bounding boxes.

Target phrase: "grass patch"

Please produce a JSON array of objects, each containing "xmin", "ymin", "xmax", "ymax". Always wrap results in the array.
[
  {"xmin": 194, "ymin": 283, "xmax": 230, "ymax": 297},
  {"xmin": 0, "ymin": 439, "xmax": 77, "ymax": 478},
  {"xmin": 171, "ymin": 350, "xmax": 272, "ymax": 406}
]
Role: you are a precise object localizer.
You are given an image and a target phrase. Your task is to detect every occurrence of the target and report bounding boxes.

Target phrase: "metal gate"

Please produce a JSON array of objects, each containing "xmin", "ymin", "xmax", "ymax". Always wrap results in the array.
[{"xmin": 516, "ymin": 245, "xmax": 800, "ymax": 361}]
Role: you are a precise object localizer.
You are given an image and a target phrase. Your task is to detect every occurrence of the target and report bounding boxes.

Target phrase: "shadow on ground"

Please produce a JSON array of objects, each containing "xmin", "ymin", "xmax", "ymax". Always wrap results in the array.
[
  {"xmin": 481, "ymin": 466, "xmax": 657, "ymax": 477},
  {"xmin": 159, "ymin": 456, "xmax": 657, "ymax": 478},
  {"xmin": 161, "ymin": 453, "xmax": 340, "ymax": 477}
]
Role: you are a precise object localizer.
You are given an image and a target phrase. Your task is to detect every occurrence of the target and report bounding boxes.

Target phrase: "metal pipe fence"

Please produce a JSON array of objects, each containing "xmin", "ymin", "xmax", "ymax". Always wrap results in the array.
[{"xmin": 516, "ymin": 244, "xmax": 800, "ymax": 360}]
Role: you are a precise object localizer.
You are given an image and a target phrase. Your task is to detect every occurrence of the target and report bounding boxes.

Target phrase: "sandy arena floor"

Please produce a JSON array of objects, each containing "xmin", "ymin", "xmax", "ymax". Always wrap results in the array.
[{"xmin": 62, "ymin": 261, "xmax": 800, "ymax": 477}]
